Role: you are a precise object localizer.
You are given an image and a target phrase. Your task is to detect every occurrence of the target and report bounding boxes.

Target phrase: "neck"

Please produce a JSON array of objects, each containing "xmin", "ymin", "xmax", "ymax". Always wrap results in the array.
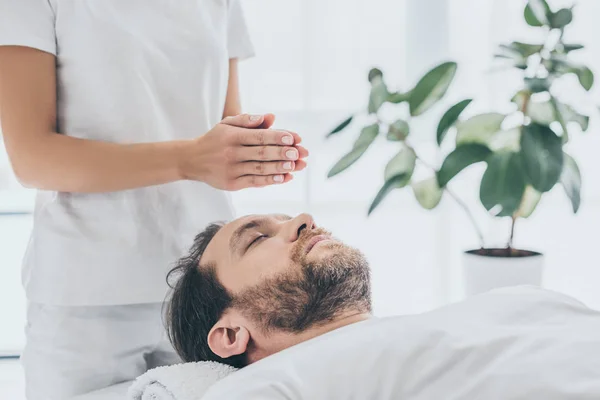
[{"xmin": 248, "ymin": 311, "xmax": 372, "ymax": 363}]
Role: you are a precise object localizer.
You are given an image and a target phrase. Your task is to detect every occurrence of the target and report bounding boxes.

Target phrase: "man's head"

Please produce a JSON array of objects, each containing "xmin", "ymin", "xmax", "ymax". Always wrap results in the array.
[{"xmin": 165, "ymin": 214, "xmax": 372, "ymax": 368}]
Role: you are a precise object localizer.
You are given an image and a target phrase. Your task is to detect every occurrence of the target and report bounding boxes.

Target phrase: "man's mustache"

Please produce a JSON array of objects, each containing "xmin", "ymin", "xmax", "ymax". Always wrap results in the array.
[{"xmin": 291, "ymin": 227, "xmax": 333, "ymax": 262}]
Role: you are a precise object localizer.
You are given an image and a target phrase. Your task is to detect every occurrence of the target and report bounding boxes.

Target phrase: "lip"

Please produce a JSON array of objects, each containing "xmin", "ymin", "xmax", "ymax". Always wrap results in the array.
[{"xmin": 304, "ymin": 235, "xmax": 331, "ymax": 255}]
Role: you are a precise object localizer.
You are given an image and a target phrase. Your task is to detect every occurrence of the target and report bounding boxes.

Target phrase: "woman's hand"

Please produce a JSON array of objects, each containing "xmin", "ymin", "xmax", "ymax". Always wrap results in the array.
[{"xmin": 181, "ymin": 113, "xmax": 309, "ymax": 191}]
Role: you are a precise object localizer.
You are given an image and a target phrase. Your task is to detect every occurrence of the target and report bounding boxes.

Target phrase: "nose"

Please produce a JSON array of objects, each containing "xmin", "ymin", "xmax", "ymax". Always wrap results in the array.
[{"xmin": 283, "ymin": 213, "xmax": 316, "ymax": 242}]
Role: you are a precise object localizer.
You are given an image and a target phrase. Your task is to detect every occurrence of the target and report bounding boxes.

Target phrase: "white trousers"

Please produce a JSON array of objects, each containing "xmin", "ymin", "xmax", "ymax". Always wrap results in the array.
[{"xmin": 21, "ymin": 302, "xmax": 181, "ymax": 400}]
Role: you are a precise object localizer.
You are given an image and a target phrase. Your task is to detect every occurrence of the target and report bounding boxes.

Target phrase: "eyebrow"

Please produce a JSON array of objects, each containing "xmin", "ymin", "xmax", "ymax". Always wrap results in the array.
[
  {"xmin": 229, "ymin": 215, "xmax": 291, "ymax": 254},
  {"xmin": 229, "ymin": 218, "xmax": 265, "ymax": 254}
]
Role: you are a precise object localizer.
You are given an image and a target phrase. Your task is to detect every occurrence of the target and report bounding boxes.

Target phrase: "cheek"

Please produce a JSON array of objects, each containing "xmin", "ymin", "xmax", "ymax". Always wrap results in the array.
[
  {"xmin": 252, "ymin": 247, "xmax": 294, "ymax": 277},
  {"xmin": 223, "ymin": 248, "xmax": 295, "ymax": 292}
]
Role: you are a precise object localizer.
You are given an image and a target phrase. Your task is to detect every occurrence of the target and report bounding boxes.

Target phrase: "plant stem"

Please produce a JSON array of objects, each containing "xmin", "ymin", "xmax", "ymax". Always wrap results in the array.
[
  {"xmin": 508, "ymin": 215, "xmax": 517, "ymax": 250},
  {"xmin": 521, "ymin": 91, "xmax": 531, "ymax": 121},
  {"xmin": 507, "ymin": 90, "xmax": 531, "ymax": 252},
  {"xmin": 409, "ymin": 146, "xmax": 486, "ymax": 249},
  {"xmin": 445, "ymin": 186, "xmax": 486, "ymax": 249}
]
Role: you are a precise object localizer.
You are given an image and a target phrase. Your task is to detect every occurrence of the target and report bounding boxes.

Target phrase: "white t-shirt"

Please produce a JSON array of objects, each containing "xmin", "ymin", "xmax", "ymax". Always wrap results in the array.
[{"xmin": 0, "ymin": 0, "xmax": 254, "ymax": 306}]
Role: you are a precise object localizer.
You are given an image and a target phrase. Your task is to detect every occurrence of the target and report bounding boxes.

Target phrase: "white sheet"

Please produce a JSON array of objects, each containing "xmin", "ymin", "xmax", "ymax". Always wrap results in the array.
[{"xmin": 202, "ymin": 286, "xmax": 600, "ymax": 400}]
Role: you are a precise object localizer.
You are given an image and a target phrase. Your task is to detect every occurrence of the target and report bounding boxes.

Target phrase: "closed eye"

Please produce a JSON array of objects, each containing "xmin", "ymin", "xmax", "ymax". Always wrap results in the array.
[{"xmin": 247, "ymin": 234, "xmax": 268, "ymax": 250}]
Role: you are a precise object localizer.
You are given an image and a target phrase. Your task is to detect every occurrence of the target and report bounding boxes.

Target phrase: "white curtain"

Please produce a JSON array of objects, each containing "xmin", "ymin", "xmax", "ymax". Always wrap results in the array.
[{"xmin": 1, "ymin": 0, "xmax": 599, "ymax": 352}]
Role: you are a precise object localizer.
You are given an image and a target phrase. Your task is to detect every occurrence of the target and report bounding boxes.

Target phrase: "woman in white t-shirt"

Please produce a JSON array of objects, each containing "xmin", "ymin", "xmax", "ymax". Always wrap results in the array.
[{"xmin": 0, "ymin": 1, "xmax": 308, "ymax": 398}]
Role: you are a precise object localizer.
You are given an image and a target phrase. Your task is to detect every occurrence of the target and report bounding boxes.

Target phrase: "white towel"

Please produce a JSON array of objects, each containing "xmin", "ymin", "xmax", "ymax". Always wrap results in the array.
[{"xmin": 127, "ymin": 361, "xmax": 236, "ymax": 400}]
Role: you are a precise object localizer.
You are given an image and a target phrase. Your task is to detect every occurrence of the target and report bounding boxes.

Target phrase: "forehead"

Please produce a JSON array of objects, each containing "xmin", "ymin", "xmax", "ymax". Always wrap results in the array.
[{"xmin": 200, "ymin": 214, "xmax": 290, "ymax": 264}]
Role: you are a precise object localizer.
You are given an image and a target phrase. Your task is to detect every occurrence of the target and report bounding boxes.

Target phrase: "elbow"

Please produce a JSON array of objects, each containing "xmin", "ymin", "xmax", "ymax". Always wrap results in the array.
[
  {"xmin": 12, "ymin": 164, "xmax": 37, "ymax": 189},
  {"xmin": 3, "ymin": 130, "xmax": 54, "ymax": 190},
  {"xmin": 9, "ymin": 155, "xmax": 41, "ymax": 190}
]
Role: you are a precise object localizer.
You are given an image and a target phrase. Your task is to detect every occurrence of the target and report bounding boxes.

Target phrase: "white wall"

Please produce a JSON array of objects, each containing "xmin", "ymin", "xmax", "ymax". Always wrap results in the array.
[{"xmin": 1, "ymin": 0, "xmax": 599, "ymax": 353}]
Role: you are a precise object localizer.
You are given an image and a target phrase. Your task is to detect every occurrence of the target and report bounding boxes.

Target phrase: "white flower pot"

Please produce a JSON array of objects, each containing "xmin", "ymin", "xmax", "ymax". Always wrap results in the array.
[{"xmin": 463, "ymin": 249, "xmax": 544, "ymax": 296}]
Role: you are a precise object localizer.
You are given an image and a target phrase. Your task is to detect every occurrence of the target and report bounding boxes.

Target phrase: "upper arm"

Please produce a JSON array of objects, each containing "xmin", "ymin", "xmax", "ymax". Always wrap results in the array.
[
  {"xmin": 0, "ymin": 46, "xmax": 57, "ymax": 169},
  {"xmin": 223, "ymin": 58, "xmax": 241, "ymax": 118},
  {"xmin": 0, "ymin": 0, "xmax": 58, "ymax": 168}
]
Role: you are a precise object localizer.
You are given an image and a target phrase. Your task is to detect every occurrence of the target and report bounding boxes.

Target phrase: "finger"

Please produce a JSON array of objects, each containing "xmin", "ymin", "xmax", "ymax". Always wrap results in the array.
[
  {"xmin": 295, "ymin": 145, "xmax": 309, "ymax": 158},
  {"xmin": 294, "ymin": 159, "xmax": 307, "ymax": 172},
  {"xmin": 258, "ymin": 113, "xmax": 276, "ymax": 129},
  {"xmin": 235, "ymin": 161, "xmax": 295, "ymax": 177},
  {"xmin": 235, "ymin": 129, "xmax": 295, "ymax": 146},
  {"xmin": 289, "ymin": 131, "xmax": 302, "ymax": 144},
  {"xmin": 234, "ymin": 174, "xmax": 286, "ymax": 189},
  {"xmin": 236, "ymin": 145, "xmax": 299, "ymax": 162},
  {"xmin": 283, "ymin": 173, "xmax": 294, "ymax": 183},
  {"xmin": 278, "ymin": 129, "xmax": 302, "ymax": 144},
  {"xmin": 221, "ymin": 113, "xmax": 266, "ymax": 129}
]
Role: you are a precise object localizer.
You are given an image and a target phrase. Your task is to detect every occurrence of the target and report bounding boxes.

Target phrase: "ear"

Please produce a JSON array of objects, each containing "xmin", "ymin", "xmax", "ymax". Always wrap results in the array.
[{"xmin": 207, "ymin": 314, "xmax": 250, "ymax": 360}]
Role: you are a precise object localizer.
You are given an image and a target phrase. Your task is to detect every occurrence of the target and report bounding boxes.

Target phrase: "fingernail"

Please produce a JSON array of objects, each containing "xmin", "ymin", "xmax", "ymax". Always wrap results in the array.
[
  {"xmin": 283, "ymin": 162, "xmax": 293, "ymax": 170},
  {"xmin": 286, "ymin": 150, "xmax": 298, "ymax": 160},
  {"xmin": 249, "ymin": 115, "xmax": 262, "ymax": 122},
  {"xmin": 274, "ymin": 175, "xmax": 284, "ymax": 183},
  {"xmin": 282, "ymin": 135, "xmax": 293, "ymax": 145}
]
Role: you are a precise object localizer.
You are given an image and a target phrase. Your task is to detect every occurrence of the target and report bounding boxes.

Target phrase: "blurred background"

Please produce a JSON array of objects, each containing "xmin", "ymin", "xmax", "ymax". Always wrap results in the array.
[{"xmin": 1, "ymin": 0, "xmax": 599, "ymax": 361}]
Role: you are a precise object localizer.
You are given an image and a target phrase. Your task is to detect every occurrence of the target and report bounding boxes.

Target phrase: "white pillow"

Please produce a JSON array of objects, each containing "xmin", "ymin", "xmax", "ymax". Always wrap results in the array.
[{"xmin": 202, "ymin": 286, "xmax": 600, "ymax": 400}]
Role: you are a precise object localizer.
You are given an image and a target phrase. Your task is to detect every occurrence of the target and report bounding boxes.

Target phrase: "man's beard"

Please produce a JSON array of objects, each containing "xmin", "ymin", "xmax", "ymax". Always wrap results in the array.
[{"xmin": 231, "ymin": 228, "xmax": 372, "ymax": 333}]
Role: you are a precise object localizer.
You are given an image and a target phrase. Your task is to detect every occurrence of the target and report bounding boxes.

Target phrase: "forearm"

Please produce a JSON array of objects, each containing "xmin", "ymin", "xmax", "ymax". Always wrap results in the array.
[
  {"xmin": 223, "ymin": 58, "xmax": 242, "ymax": 118},
  {"xmin": 12, "ymin": 132, "xmax": 188, "ymax": 193}
]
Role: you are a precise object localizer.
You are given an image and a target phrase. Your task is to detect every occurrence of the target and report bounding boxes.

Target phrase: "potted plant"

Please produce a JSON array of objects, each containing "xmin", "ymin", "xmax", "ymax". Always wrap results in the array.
[{"xmin": 326, "ymin": 0, "xmax": 594, "ymax": 296}]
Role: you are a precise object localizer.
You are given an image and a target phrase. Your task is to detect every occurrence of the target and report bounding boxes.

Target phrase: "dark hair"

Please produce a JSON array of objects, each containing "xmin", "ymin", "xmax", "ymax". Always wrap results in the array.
[{"xmin": 164, "ymin": 222, "xmax": 246, "ymax": 368}]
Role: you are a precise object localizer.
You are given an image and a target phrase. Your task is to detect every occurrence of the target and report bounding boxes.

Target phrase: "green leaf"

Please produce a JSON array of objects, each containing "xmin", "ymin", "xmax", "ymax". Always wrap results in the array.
[
  {"xmin": 548, "ymin": 57, "xmax": 594, "ymax": 91},
  {"xmin": 436, "ymin": 99, "xmax": 473, "ymax": 146},
  {"xmin": 550, "ymin": 8, "xmax": 573, "ymax": 29},
  {"xmin": 560, "ymin": 152, "xmax": 581, "ymax": 213},
  {"xmin": 505, "ymin": 42, "xmax": 545, "ymax": 58},
  {"xmin": 494, "ymin": 53, "xmax": 527, "ymax": 70},
  {"xmin": 368, "ymin": 174, "xmax": 410, "ymax": 215},
  {"xmin": 327, "ymin": 149, "xmax": 365, "ymax": 178},
  {"xmin": 515, "ymin": 186, "xmax": 542, "ymax": 218},
  {"xmin": 549, "ymin": 97, "xmax": 569, "ymax": 140},
  {"xmin": 562, "ymin": 43, "xmax": 584, "ymax": 53},
  {"xmin": 577, "ymin": 66, "xmax": 594, "ymax": 91},
  {"xmin": 525, "ymin": 77, "xmax": 551, "ymax": 93},
  {"xmin": 568, "ymin": 109, "xmax": 589, "ymax": 132},
  {"xmin": 437, "ymin": 144, "xmax": 491, "ymax": 187},
  {"xmin": 327, "ymin": 124, "xmax": 379, "ymax": 178},
  {"xmin": 496, "ymin": 45, "xmax": 526, "ymax": 63},
  {"xmin": 327, "ymin": 116, "xmax": 353, "ymax": 137},
  {"xmin": 412, "ymin": 178, "xmax": 443, "ymax": 210},
  {"xmin": 480, "ymin": 151, "xmax": 526, "ymax": 217},
  {"xmin": 456, "ymin": 113, "xmax": 506, "ymax": 146},
  {"xmin": 524, "ymin": 97, "xmax": 589, "ymax": 133},
  {"xmin": 546, "ymin": 54, "xmax": 572, "ymax": 77},
  {"xmin": 524, "ymin": 4, "xmax": 544, "ymax": 27},
  {"xmin": 511, "ymin": 90, "xmax": 531, "ymax": 109},
  {"xmin": 387, "ymin": 119, "xmax": 410, "ymax": 141},
  {"xmin": 384, "ymin": 147, "xmax": 416, "ymax": 182},
  {"xmin": 388, "ymin": 91, "xmax": 411, "ymax": 104},
  {"xmin": 520, "ymin": 123, "xmax": 564, "ymax": 192},
  {"xmin": 409, "ymin": 61, "xmax": 458, "ymax": 116},
  {"xmin": 368, "ymin": 68, "xmax": 383, "ymax": 83},
  {"xmin": 527, "ymin": 100, "xmax": 556, "ymax": 125},
  {"xmin": 489, "ymin": 128, "xmax": 522, "ymax": 152},
  {"xmin": 354, "ymin": 123, "xmax": 380, "ymax": 148},
  {"xmin": 526, "ymin": 0, "xmax": 552, "ymax": 26},
  {"xmin": 368, "ymin": 77, "xmax": 389, "ymax": 114}
]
